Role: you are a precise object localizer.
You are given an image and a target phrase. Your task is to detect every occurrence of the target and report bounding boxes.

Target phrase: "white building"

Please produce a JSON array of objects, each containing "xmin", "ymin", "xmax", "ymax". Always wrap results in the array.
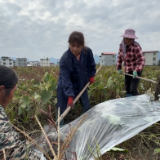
[
  {"xmin": 40, "ymin": 58, "xmax": 50, "ymax": 67},
  {"xmin": 0, "ymin": 57, "xmax": 14, "ymax": 67},
  {"xmin": 143, "ymin": 51, "xmax": 159, "ymax": 65},
  {"xmin": 13, "ymin": 60, "xmax": 16, "ymax": 66},
  {"xmin": 27, "ymin": 61, "xmax": 40, "ymax": 66},
  {"xmin": 16, "ymin": 58, "xmax": 27, "ymax": 67},
  {"xmin": 99, "ymin": 52, "xmax": 117, "ymax": 66}
]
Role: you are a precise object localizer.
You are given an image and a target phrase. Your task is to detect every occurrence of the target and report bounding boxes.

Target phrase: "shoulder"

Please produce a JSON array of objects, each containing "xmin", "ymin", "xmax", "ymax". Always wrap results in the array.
[
  {"xmin": 131, "ymin": 42, "xmax": 142, "ymax": 54},
  {"xmin": 132, "ymin": 41, "xmax": 142, "ymax": 49},
  {"xmin": 0, "ymin": 105, "xmax": 8, "ymax": 122},
  {"xmin": 83, "ymin": 46, "xmax": 92, "ymax": 53},
  {"xmin": 60, "ymin": 49, "xmax": 70, "ymax": 63},
  {"xmin": 61, "ymin": 49, "xmax": 69, "ymax": 60},
  {"xmin": 83, "ymin": 47, "xmax": 94, "ymax": 58},
  {"xmin": 60, "ymin": 49, "xmax": 73, "ymax": 67},
  {"xmin": 0, "ymin": 105, "xmax": 10, "ymax": 133}
]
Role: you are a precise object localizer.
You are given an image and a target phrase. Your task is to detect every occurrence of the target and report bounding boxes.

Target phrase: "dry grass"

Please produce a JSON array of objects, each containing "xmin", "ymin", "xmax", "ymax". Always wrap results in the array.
[{"xmin": 3, "ymin": 111, "xmax": 86, "ymax": 160}]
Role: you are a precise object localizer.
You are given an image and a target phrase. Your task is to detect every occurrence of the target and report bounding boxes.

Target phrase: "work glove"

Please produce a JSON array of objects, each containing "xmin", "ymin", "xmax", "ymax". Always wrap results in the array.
[
  {"xmin": 117, "ymin": 69, "xmax": 122, "ymax": 74},
  {"xmin": 67, "ymin": 97, "xmax": 73, "ymax": 108},
  {"xmin": 89, "ymin": 76, "xmax": 94, "ymax": 84},
  {"xmin": 133, "ymin": 71, "xmax": 138, "ymax": 78}
]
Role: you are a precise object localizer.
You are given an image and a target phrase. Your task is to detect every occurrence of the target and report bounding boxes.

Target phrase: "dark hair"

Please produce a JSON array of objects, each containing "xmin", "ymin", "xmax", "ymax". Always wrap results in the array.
[
  {"xmin": 68, "ymin": 31, "xmax": 85, "ymax": 46},
  {"xmin": 0, "ymin": 65, "xmax": 18, "ymax": 99}
]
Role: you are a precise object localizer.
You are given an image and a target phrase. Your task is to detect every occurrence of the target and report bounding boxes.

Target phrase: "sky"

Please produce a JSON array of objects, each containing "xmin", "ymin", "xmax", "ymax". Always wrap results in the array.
[{"xmin": 0, "ymin": 0, "xmax": 160, "ymax": 61}]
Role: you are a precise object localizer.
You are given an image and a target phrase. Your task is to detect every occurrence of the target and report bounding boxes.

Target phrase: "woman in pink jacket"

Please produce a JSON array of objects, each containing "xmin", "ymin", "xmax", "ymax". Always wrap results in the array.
[{"xmin": 116, "ymin": 29, "xmax": 145, "ymax": 97}]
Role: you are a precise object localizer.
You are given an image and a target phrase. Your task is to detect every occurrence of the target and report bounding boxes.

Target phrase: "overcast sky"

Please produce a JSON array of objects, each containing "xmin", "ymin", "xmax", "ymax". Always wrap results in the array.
[{"xmin": 0, "ymin": 0, "xmax": 160, "ymax": 60}]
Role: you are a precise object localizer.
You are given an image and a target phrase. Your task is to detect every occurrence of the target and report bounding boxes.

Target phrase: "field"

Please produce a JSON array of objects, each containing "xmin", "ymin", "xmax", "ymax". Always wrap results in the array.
[{"xmin": 6, "ymin": 65, "xmax": 160, "ymax": 159}]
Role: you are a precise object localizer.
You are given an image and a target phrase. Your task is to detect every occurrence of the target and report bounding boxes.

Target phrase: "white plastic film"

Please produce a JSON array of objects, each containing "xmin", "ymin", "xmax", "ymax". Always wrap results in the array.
[{"xmin": 37, "ymin": 94, "xmax": 160, "ymax": 160}]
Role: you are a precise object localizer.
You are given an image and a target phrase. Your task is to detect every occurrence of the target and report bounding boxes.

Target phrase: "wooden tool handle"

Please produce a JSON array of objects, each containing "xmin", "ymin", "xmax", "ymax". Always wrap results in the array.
[
  {"xmin": 124, "ymin": 73, "xmax": 157, "ymax": 84},
  {"xmin": 56, "ymin": 65, "xmax": 102, "ymax": 124}
]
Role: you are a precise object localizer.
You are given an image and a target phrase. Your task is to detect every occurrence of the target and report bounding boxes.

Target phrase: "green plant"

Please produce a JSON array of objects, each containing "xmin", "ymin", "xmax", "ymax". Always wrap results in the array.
[{"xmin": 87, "ymin": 141, "xmax": 102, "ymax": 160}]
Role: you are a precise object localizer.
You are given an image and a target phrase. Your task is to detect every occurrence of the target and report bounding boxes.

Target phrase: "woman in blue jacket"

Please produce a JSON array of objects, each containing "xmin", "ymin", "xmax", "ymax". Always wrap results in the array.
[{"xmin": 57, "ymin": 31, "xmax": 96, "ymax": 122}]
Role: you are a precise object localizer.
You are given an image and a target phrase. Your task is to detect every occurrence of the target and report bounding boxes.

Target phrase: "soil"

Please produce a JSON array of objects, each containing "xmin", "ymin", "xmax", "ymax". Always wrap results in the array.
[{"xmin": 101, "ymin": 128, "xmax": 160, "ymax": 160}]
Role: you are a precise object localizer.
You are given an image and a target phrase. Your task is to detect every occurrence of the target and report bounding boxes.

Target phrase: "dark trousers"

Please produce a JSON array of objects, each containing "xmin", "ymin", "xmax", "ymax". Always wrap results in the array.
[
  {"xmin": 125, "ymin": 71, "xmax": 142, "ymax": 96},
  {"xmin": 56, "ymin": 86, "xmax": 90, "ymax": 115}
]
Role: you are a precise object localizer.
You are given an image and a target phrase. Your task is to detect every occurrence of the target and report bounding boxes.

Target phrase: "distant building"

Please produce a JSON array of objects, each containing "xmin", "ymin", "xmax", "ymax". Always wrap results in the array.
[
  {"xmin": 16, "ymin": 58, "xmax": 27, "ymax": 67},
  {"xmin": 50, "ymin": 63, "xmax": 54, "ymax": 66},
  {"xmin": 27, "ymin": 64, "xmax": 32, "ymax": 67},
  {"xmin": 13, "ymin": 60, "xmax": 16, "ymax": 66},
  {"xmin": 143, "ymin": 51, "xmax": 159, "ymax": 65},
  {"xmin": 0, "ymin": 57, "xmax": 14, "ymax": 67},
  {"xmin": 99, "ymin": 52, "xmax": 117, "ymax": 66},
  {"xmin": 35, "ymin": 61, "xmax": 40, "ymax": 66},
  {"xmin": 40, "ymin": 58, "xmax": 50, "ymax": 67},
  {"xmin": 27, "ymin": 61, "xmax": 40, "ymax": 66}
]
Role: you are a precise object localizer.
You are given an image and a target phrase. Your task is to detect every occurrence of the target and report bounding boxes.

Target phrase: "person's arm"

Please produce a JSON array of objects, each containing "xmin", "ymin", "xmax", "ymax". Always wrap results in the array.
[
  {"xmin": 60, "ymin": 58, "xmax": 75, "ymax": 98},
  {"xmin": 0, "ymin": 107, "xmax": 42, "ymax": 160},
  {"xmin": 89, "ymin": 49, "xmax": 96, "ymax": 77},
  {"xmin": 116, "ymin": 48, "xmax": 123, "ymax": 70},
  {"xmin": 134, "ymin": 46, "xmax": 145, "ymax": 71}
]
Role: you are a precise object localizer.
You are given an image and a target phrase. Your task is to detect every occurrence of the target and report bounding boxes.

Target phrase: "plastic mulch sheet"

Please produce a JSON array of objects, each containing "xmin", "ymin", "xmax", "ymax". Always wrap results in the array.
[{"xmin": 37, "ymin": 94, "xmax": 160, "ymax": 160}]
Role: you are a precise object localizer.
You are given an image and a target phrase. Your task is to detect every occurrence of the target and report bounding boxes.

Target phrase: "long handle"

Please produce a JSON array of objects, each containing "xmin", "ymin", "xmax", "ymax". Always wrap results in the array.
[
  {"xmin": 56, "ymin": 65, "xmax": 102, "ymax": 124},
  {"xmin": 124, "ymin": 73, "xmax": 157, "ymax": 84}
]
